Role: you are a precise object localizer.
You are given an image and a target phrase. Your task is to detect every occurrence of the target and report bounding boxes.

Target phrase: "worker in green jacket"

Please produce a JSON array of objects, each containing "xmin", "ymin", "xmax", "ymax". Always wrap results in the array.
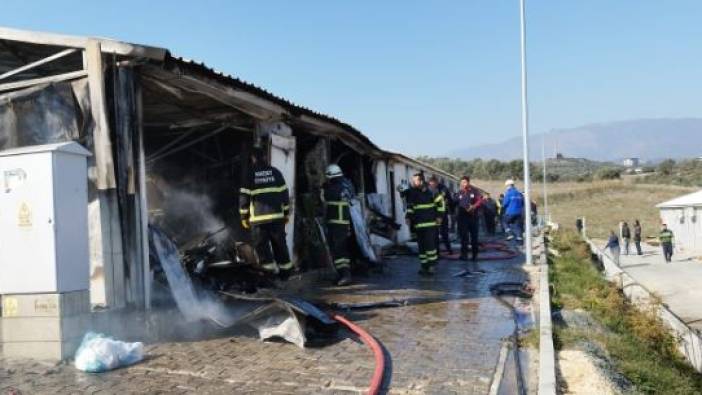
[{"xmin": 659, "ymin": 224, "xmax": 674, "ymax": 263}]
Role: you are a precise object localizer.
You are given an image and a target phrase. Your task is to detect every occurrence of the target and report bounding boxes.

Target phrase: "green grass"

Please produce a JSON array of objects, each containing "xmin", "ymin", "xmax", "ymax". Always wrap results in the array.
[{"xmin": 549, "ymin": 230, "xmax": 702, "ymax": 394}]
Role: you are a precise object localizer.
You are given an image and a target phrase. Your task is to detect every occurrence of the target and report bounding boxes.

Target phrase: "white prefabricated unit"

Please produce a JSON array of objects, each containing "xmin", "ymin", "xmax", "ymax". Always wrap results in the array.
[
  {"xmin": 0, "ymin": 142, "xmax": 91, "ymax": 293},
  {"xmin": 373, "ymin": 159, "xmax": 392, "ymax": 215},
  {"xmin": 391, "ymin": 161, "xmax": 412, "ymax": 243},
  {"xmin": 269, "ymin": 132, "xmax": 296, "ymax": 260},
  {"xmin": 657, "ymin": 190, "xmax": 702, "ymax": 255}
]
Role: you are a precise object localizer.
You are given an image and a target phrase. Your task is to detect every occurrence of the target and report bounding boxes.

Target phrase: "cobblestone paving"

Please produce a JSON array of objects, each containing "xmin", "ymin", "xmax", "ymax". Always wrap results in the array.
[{"xmin": 1, "ymin": 250, "xmax": 529, "ymax": 394}]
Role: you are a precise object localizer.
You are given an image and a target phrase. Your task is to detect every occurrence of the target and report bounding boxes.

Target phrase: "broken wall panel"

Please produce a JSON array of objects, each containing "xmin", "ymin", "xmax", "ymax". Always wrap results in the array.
[
  {"xmin": 0, "ymin": 82, "xmax": 81, "ymax": 150},
  {"xmin": 111, "ymin": 65, "xmax": 145, "ymax": 308}
]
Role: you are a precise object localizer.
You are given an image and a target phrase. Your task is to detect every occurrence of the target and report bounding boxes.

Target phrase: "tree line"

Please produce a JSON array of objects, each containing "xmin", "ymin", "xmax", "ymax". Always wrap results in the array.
[{"xmin": 418, "ymin": 156, "xmax": 556, "ymax": 181}]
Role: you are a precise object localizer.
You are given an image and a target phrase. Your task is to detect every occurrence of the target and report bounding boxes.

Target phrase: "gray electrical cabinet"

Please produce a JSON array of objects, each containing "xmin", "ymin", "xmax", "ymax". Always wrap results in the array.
[{"xmin": 0, "ymin": 142, "xmax": 91, "ymax": 360}]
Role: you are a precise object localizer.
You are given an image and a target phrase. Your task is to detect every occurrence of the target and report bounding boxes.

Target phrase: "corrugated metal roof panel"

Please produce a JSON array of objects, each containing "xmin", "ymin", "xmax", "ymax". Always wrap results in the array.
[{"xmin": 165, "ymin": 55, "xmax": 382, "ymax": 153}]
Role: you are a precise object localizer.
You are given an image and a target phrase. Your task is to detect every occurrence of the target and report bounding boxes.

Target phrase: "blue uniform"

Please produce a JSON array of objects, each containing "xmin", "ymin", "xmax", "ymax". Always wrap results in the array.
[{"xmin": 502, "ymin": 186, "xmax": 525, "ymax": 239}]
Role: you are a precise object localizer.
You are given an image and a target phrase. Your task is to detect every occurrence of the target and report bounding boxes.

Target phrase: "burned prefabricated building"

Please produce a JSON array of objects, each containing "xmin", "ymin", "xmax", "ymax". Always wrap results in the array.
[{"xmin": 0, "ymin": 27, "xmax": 458, "ymax": 315}]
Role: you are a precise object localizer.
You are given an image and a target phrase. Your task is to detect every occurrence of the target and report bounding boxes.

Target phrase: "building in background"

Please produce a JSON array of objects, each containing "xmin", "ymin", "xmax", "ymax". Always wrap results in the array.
[
  {"xmin": 623, "ymin": 157, "xmax": 640, "ymax": 168},
  {"xmin": 657, "ymin": 190, "xmax": 702, "ymax": 255}
]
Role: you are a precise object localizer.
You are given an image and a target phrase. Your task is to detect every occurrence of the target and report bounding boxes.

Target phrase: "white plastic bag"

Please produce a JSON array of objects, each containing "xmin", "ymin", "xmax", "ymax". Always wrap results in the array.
[{"xmin": 74, "ymin": 332, "xmax": 144, "ymax": 372}]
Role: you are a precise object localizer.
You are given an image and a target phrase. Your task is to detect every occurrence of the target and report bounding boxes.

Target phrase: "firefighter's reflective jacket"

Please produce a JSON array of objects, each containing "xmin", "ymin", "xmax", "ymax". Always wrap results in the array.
[
  {"xmin": 405, "ymin": 184, "xmax": 445, "ymax": 228},
  {"xmin": 322, "ymin": 177, "xmax": 354, "ymax": 226},
  {"xmin": 239, "ymin": 164, "xmax": 290, "ymax": 225}
]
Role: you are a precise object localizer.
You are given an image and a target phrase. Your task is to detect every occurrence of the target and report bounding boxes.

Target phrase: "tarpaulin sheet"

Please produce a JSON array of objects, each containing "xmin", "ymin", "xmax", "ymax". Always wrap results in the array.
[{"xmin": 350, "ymin": 197, "xmax": 379, "ymax": 263}]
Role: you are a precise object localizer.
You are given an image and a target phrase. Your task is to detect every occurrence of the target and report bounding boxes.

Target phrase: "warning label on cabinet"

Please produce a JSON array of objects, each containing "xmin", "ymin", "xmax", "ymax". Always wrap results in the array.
[{"xmin": 18, "ymin": 202, "xmax": 32, "ymax": 228}]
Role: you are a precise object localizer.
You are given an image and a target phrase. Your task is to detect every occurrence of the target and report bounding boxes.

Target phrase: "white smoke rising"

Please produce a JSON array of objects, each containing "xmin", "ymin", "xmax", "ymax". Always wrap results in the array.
[{"xmin": 147, "ymin": 175, "xmax": 230, "ymax": 246}]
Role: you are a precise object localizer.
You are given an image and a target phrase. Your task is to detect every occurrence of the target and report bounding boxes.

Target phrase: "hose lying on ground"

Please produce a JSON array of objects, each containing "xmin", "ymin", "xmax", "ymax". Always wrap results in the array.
[
  {"xmin": 489, "ymin": 282, "xmax": 533, "ymax": 395},
  {"xmin": 441, "ymin": 240, "xmax": 520, "ymax": 261},
  {"xmin": 331, "ymin": 313, "xmax": 385, "ymax": 395}
]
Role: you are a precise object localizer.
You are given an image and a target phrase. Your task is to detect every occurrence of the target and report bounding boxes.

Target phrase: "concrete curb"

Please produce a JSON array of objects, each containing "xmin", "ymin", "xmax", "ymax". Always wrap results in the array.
[
  {"xmin": 537, "ymin": 235, "xmax": 557, "ymax": 395},
  {"xmin": 585, "ymin": 238, "xmax": 702, "ymax": 373}
]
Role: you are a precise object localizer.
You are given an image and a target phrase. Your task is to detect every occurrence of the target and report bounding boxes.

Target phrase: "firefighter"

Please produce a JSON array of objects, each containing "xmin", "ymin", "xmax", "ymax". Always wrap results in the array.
[
  {"xmin": 406, "ymin": 172, "xmax": 444, "ymax": 275},
  {"xmin": 239, "ymin": 147, "xmax": 293, "ymax": 280},
  {"xmin": 321, "ymin": 164, "xmax": 354, "ymax": 286},
  {"xmin": 428, "ymin": 176, "xmax": 453, "ymax": 254}
]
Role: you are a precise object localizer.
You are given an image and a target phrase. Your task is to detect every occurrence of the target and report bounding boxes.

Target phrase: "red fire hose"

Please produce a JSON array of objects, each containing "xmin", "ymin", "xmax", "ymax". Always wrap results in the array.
[
  {"xmin": 332, "ymin": 313, "xmax": 385, "ymax": 395},
  {"xmin": 440, "ymin": 240, "xmax": 520, "ymax": 261}
]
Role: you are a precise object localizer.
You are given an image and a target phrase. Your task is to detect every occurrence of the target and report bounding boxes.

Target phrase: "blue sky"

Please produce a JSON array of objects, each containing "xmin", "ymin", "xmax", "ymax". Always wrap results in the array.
[{"xmin": 2, "ymin": 1, "xmax": 701, "ymax": 156}]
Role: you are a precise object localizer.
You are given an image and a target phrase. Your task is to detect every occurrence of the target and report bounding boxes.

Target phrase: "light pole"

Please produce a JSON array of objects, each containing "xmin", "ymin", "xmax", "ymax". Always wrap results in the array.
[
  {"xmin": 542, "ymin": 133, "xmax": 549, "ymax": 224},
  {"xmin": 519, "ymin": 0, "xmax": 534, "ymax": 264}
]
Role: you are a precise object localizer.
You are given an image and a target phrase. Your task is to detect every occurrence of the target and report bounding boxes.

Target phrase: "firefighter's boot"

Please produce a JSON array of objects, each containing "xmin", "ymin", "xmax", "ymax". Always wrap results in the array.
[{"xmin": 336, "ymin": 268, "xmax": 352, "ymax": 286}]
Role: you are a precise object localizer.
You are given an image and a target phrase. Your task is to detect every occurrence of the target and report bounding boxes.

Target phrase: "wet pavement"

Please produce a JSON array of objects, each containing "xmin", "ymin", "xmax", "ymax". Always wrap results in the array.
[{"xmin": 1, "ymin": 245, "xmax": 532, "ymax": 394}]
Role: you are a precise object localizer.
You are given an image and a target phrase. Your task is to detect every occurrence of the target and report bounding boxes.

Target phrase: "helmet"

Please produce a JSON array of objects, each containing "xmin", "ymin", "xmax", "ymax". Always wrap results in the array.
[
  {"xmin": 325, "ymin": 164, "xmax": 343, "ymax": 179},
  {"xmin": 505, "ymin": 179, "xmax": 515, "ymax": 186}
]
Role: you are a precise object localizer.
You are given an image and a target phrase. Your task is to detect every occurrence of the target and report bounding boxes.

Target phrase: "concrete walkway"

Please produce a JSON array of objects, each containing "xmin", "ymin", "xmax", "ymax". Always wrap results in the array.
[{"xmin": 617, "ymin": 243, "xmax": 702, "ymax": 332}]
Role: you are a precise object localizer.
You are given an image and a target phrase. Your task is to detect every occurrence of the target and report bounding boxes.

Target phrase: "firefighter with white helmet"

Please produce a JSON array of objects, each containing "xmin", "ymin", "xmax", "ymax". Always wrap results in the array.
[{"xmin": 321, "ymin": 163, "xmax": 354, "ymax": 286}]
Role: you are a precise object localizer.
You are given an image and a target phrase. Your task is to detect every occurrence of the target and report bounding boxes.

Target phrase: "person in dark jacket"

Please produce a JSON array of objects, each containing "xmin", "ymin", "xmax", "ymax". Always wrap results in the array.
[
  {"xmin": 429, "ymin": 176, "xmax": 452, "ymax": 254},
  {"xmin": 321, "ymin": 164, "xmax": 354, "ymax": 286},
  {"xmin": 482, "ymin": 193, "xmax": 497, "ymax": 236},
  {"xmin": 454, "ymin": 176, "xmax": 483, "ymax": 261},
  {"xmin": 530, "ymin": 201, "xmax": 538, "ymax": 226},
  {"xmin": 659, "ymin": 224, "xmax": 674, "ymax": 263},
  {"xmin": 239, "ymin": 147, "xmax": 293, "ymax": 280},
  {"xmin": 605, "ymin": 230, "xmax": 620, "ymax": 266},
  {"xmin": 406, "ymin": 173, "xmax": 444, "ymax": 275},
  {"xmin": 498, "ymin": 193, "xmax": 506, "ymax": 233},
  {"xmin": 633, "ymin": 220, "xmax": 643, "ymax": 255},
  {"xmin": 621, "ymin": 221, "xmax": 631, "ymax": 255}
]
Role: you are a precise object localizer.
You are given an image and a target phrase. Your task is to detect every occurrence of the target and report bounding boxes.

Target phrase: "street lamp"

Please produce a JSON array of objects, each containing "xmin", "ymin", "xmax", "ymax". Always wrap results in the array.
[
  {"xmin": 519, "ymin": 0, "xmax": 534, "ymax": 264},
  {"xmin": 542, "ymin": 133, "xmax": 549, "ymax": 223}
]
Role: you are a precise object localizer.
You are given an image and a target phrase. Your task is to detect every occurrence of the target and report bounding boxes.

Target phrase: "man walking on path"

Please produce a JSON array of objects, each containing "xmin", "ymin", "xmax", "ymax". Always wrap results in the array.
[
  {"xmin": 659, "ymin": 224, "xmax": 675, "ymax": 263},
  {"xmin": 633, "ymin": 220, "xmax": 643, "ymax": 255},
  {"xmin": 621, "ymin": 221, "xmax": 631, "ymax": 255},
  {"xmin": 605, "ymin": 230, "xmax": 621, "ymax": 266}
]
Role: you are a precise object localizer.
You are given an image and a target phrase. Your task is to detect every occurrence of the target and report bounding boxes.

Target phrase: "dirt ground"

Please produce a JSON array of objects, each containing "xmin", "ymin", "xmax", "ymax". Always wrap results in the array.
[{"xmin": 557, "ymin": 350, "xmax": 618, "ymax": 395}]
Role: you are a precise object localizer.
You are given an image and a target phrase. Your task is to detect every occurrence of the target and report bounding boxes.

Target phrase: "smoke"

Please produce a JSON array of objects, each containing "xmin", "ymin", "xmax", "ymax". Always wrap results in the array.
[{"xmin": 147, "ymin": 174, "xmax": 230, "ymax": 246}]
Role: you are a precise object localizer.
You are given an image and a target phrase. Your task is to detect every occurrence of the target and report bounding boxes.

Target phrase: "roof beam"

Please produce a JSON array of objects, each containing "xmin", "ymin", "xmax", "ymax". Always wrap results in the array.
[
  {"xmin": 0, "ymin": 69, "xmax": 87, "ymax": 93},
  {"xmin": 142, "ymin": 65, "xmax": 287, "ymax": 120},
  {"xmin": 298, "ymin": 114, "xmax": 381, "ymax": 157},
  {"xmin": 0, "ymin": 26, "xmax": 166, "ymax": 60},
  {"xmin": 0, "ymin": 48, "xmax": 77, "ymax": 81}
]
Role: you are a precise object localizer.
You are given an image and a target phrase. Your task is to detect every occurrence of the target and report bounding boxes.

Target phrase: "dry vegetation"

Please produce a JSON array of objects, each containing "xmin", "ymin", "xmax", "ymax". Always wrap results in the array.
[
  {"xmin": 474, "ymin": 179, "xmax": 696, "ymax": 239},
  {"xmin": 549, "ymin": 230, "xmax": 702, "ymax": 393}
]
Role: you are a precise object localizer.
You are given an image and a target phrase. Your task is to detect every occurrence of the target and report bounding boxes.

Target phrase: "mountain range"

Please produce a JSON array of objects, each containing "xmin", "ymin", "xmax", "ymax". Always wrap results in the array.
[{"xmin": 450, "ymin": 118, "xmax": 702, "ymax": 162}]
